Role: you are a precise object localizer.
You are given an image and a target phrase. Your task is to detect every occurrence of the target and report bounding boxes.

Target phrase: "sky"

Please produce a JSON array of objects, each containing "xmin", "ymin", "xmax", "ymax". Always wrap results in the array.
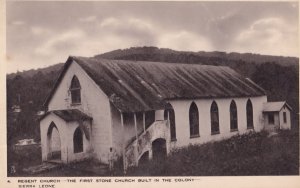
[{"xmin": 6, "ymin": 1, "xmax": 299, "ymax": 73}]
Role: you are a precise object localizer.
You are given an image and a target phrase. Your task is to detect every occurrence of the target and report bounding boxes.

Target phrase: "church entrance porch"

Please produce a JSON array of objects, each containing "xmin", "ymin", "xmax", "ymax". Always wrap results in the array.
[
  {"xmin": 40, "ymin": 109, "xmax": 93, "ymax": 164},
  {"xmin": 47, "ymin": 122, "xmax": 62, "ymax": 161}
]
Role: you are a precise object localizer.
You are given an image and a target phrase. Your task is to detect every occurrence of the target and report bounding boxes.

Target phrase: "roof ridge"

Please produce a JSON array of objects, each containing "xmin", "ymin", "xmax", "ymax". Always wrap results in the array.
[{"xmin": 75, "ymin": 56, "xmax": 231, "ymax": 68}]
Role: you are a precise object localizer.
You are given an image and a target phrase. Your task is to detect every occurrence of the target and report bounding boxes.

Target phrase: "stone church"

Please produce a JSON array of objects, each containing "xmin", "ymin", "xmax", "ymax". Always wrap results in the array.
[{"xmin": 39, "ymin": 56, "xmax": 291, "ymax": 170}]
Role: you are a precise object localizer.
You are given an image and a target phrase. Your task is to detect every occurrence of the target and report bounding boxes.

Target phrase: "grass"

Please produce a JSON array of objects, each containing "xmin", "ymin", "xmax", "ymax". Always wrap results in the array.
[
  {"xmin": 126, "ymin": 130, "xmax": 299, "ymax": 176},
  {"xmin": 7, "ymin": 144, "xmax": 42, "ymax": 176},
  {"xmin": 7, "ymin": 130, "xmax": 299, "ymax": 176}
]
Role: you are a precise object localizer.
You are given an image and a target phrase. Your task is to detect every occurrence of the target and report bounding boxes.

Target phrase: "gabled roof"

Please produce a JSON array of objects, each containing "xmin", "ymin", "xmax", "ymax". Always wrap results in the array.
[
  {"xmin": 263, "ymin": 101, "xmax": 292, "ymax": 112},
  {"xmin": 44, "ymin": 56, "xmax": 266, "ymax": 112},
  {"xmin": 40, "ymin": 109, "xmax": 92, "ymax": 122}
]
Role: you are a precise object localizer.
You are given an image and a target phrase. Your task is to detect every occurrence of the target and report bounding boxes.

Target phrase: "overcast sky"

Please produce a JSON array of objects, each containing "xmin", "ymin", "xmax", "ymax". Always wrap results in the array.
[{"xmin": 6, "ymin": 1, "xmax": 299, "ymax": 73}]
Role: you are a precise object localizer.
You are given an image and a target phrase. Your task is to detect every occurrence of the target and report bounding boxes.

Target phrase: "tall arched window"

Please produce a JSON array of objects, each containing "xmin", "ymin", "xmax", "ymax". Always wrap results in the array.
[
  {"xmin": 164, "ymin": 103, "xmax": 176, "ymax": 141},
  {"xmin": 70, "ymin": 76, "xmax": 81, "ymax": 104},
  {"xmin": 211, "ymin": 101, "xmax": 220, "ymax": 134},
  {"xmin": 246, "ymin": 99, "xmax": 254, "ymax": 129},
  {"xmin": 189, "ymin": 102, "xmax": 199, "ymax": 137},
  {"xmin": 73, "ymin": 127, "xmax": 83, "ymax": 153},
  {"xmin": 230, "ymin": 100, "xmax": 238, "ymax": 131}
]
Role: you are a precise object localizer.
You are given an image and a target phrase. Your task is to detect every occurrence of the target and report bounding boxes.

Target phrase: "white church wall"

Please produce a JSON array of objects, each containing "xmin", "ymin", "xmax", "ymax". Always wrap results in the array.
[
  {"xmin": 168, "ymin": 96, "xmax": 267, "ymax": 149},
  {"xmin": 47, "ymin": 61, "xmax": 112, "ymax": 163}
]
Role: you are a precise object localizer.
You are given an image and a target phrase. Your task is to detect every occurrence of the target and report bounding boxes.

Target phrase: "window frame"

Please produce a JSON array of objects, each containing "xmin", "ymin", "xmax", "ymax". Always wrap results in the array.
[
  {"xmin": 283, "ymin": 112, "xmax": 287, "ymax": 123},
  {"xmin": 246, "ymin": 99, "xmax": 254, "ymax": 129},
  {"xmin": 230, "ymin": 100, "xmax": 238, "ymax": 132},
  {"xmin": 189, "ymin": 102, "xmax": 200, "ymax": 138},
  {"xmin": 210, "ymin": 101, "xmax": 220, "ymax": 135},
  {"xmin": 70, "ymin": 76, "xmax": 81, "ymax": 105}
]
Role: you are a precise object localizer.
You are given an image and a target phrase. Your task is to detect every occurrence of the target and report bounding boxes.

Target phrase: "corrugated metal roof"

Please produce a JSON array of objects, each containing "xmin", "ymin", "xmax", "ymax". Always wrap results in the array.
[
  {"xmin": 263, "ymin": 101, "xmax": 292, "ymax": 112},
  {"xmin": 40, "ymin": 109, "xmax": 93, "ymax": 122},
  {"xmin": 44, "ymin": 56, "xmax": 266, "ymax": 112}
]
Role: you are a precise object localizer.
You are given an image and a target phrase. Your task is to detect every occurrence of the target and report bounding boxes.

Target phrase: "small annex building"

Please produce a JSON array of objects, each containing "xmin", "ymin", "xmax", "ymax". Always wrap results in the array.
[
  {"xmin": 262, "ymin": 101, "xmax": 292, "ymax": 131},
  {"xmin": 39, "ymin": 56, "xmax": 291, "ymax": 170}
]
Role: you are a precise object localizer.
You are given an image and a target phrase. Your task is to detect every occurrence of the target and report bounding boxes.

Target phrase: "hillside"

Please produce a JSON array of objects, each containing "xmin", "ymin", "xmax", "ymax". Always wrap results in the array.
[
  {"xmin": 96, "ymin": 47, "xmax": 298, "ymax": 67},
  {"xmin": 6, "ymin": 46, "xmax": 299, "ymax": 144}
]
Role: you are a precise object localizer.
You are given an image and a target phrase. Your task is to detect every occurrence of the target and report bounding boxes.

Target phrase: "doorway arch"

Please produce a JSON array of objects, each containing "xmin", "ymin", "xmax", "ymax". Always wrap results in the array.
[
  {"xmin": 152, "ymin": 138, "xmax": 167, "ymax": 160},
  {"xmin": 47, "ymin": 122, "xmax": 61, "ymax": 160}
]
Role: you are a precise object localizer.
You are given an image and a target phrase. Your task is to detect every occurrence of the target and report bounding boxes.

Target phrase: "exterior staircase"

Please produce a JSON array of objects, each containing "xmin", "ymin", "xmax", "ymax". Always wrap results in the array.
[{"xmin": 124, "ymin": 120, "xmax": 170, "ymax": 169}]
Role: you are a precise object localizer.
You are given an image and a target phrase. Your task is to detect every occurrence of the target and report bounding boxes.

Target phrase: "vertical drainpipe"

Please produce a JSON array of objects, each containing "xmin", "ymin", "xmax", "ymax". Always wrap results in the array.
[
  {"xmin": 134, "ymin": 113, "xmax": 138, "ymax": 165},
  {"xmin": 278, "ymin": 112, "xmax": 281, "ymax": 130},
  {"xmin": 167, "ymin": 110, "xmax": 170, "ymax": 155},
  {"xmin": 167, "ymin": 110, "xmax": 170, "ymax": 126},
  {"xmin": 143, "ymin": 112, "xmax": 146, "ymax": 133},
  {"xmin": 134, "ymin": 113, "xmax": 138, "ymax": 140},
  {"xmin": 120, "ymin": 112, "xmax": 126, "ymax": 174}
]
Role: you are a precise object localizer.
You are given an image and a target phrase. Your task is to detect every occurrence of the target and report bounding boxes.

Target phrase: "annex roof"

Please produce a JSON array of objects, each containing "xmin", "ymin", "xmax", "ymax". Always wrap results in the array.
[
  {"xmin": 44, "ymin": 56, "xmax": 266, "ymax": 112},
  {"xmin": 40, "ymin": 109, "xmax": 93, "ymax": 122},
  {"xmin": 263, "ymin": 101, "xmax": 292, "ymax": 112}
]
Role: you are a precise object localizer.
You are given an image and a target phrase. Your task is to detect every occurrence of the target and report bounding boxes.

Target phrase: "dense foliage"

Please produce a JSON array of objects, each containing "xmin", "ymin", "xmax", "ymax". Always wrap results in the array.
[
  {"xmin": 126, "ymin": 130, "xmax": 299, "ymax": 176},
  {"xmin": 6, "ymin": 47, "xmax": 299, "ymax": 145},
  {"xmin": 9, "ymin": 130, "xmax": 299, "ymax": 176}
]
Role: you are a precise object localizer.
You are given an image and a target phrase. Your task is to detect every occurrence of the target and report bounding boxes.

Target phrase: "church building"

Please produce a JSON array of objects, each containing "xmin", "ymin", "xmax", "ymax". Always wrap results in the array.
[{"xmin": 39, "ymin": 56, "xmax": 291, "ymax": 170}]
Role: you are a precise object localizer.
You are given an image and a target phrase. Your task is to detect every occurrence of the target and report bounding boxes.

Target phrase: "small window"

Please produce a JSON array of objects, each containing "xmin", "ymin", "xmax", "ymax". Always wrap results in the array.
[
  {"xmin": 230, "ymin": 100, "xmax": 238, "ymax": 131},
  {"xmin": 283, "ymin": 112, "xmax": 287, "ymax": 123},
  {"xmin": 189, "ymin": 102, "xmax": 199, "ymax": 137},
  {"xmin": 268, "ymin": 114, "xmax": 274, "ymax": 125},
  {"xmin": 246, "ymin": 99, "xmax": 253, "ymax": 129},
  {"xmin": 73, "ymin": 128, "xmax": 83, "ymax": 153},
  {"xmin": 70, "ymin": 76, "xmax": 81, "ymax": 104},
  {"xmin": 211, "ymin": 101, "xmax": 220, "ymax": 134}
]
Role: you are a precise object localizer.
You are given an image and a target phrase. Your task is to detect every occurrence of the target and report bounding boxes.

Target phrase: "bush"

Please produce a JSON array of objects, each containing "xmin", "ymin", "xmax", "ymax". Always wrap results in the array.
[{"xmin": 126, "ymin": 130, "xmax": 299, "ymax": 176}]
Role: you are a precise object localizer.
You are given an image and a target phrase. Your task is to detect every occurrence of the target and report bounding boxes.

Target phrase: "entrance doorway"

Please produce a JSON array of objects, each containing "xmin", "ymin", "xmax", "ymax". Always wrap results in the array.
[
  {"xmin": 47, "ymin": 122, "xmax": 61, "ymax": 160},
  {"xmin": 152, "ymin": 138, "xmax": 167, "ymax": 160}
]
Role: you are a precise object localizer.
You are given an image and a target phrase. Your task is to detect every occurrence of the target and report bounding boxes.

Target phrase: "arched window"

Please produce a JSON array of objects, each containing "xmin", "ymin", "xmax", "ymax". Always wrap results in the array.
[
  {"xmin": 70, "ymin": 76, "xmax": 81, "ymax": 104},
  {"xmin": 189, "ymin": 102, "xmax": 199, "ymax": 137},
  {"xmin": 211, "ymin": 101, "xmax": 220, "ymax": 134},
  {"xmin": 164, "ymin": 103, "xmax": 176, "ymax": 141},
  {"xmin": 246, "ymin": 99, "xmax": 253, "ymax": 129},
  {"xmin": 230, "ymin": 100, "xmax": 238, "ymax": 131},
  {"xmin": 73, "ymin": 127, "xmax": 83, "ymax": 153}
]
